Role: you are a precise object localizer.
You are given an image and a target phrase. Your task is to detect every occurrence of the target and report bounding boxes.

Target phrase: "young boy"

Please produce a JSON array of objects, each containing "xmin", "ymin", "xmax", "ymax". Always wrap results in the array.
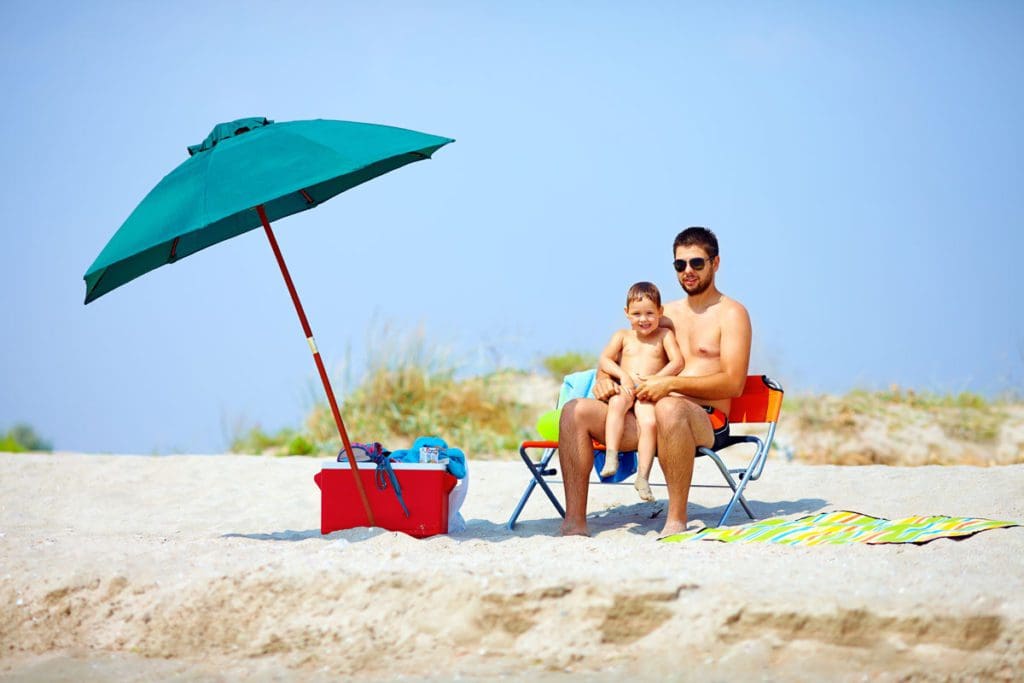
[{"xmin": 597, "ymin": 282, "xmax": 684, "ymax": 501}]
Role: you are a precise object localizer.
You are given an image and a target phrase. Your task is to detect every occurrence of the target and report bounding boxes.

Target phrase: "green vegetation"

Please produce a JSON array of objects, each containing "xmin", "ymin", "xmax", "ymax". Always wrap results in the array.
[
  {"xmin": 229, "ymin": 425, "xmax": 315, "ymax": 456},
  {"xmin": 0, "ymin": 423, "xmax": 52, "ymax": 453},
  {"xmin": 231, "ymin": 334, "xmax": 554, "ymax": 457},
  {"xmin": 787, "ymin": 387, "xmax": 1010, "ymax": 446},
  {"xmin": 541, "ymin": 351, "xmax": 598, "ymax": 380},
  {"xmin": 228, "ymin": 337, "xmax": 1019, "ymax": 466},
  {"xmin": 873, "ymin": 388, "xmax": 1006, "ymax": 442}
]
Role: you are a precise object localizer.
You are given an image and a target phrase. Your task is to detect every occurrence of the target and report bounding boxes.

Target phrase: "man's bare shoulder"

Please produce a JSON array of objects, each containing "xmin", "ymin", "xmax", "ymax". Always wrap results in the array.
[
  {"xmin": 717, "ymin": 294, "xmax": 750, "ymax": 320},
  {"xmin": 661, "ymin": 299, "xmax": 686, "ymax": 328},
  {"xmin": 663, "ymin": 298, "xmax": 687, "ymax": 315}
]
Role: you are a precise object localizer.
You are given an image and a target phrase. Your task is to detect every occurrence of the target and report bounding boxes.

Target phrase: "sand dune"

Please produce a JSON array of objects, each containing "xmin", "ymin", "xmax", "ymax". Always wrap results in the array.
[{"xmin": 1, "ymin": 452, "xmax": 1022, "ymax": 681}]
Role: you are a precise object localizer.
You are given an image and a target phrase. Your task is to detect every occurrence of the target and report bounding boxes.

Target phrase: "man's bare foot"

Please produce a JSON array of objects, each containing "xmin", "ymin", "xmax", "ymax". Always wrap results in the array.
[
  {"xmin": 599, "ymin": 452, "xmax": 619, "ymax": 478},
  {"xmin": 559, "ymin": 520, "xmax": 590, "ymax": 536},
  {"xmin": 658, "ymin": 519, "xmax": 687, "ymax": 538},
  {"xmin": 633, "ymin": 476, "xmax": 655, "ymax": 502}
]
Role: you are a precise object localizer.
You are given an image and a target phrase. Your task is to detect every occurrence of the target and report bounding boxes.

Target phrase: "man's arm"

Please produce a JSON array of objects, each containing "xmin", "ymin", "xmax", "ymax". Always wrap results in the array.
[{"xmin": 636, "ymin": 302, "xmax": 751, "ymax": 401}]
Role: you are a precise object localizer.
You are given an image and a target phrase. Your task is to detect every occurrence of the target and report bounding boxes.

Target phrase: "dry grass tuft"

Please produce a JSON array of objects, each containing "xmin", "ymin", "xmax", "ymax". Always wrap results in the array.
[{"xmin": 778, "ymin": 387, "xmax": 1024, "ymax": 466}]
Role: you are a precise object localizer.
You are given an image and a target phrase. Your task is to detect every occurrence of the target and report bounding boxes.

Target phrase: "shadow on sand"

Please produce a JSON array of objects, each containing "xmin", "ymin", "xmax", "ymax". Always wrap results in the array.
[{"xmin": 221, "ymin": 495, "xmax": 827, "ymax": 543}]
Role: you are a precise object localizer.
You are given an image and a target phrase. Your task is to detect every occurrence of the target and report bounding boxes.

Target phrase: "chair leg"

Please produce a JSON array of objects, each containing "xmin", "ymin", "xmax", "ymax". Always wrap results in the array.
[
  {"xmin": 716, "ymin": 476, "xmax": 754, "ymax": 528},
  {"xmin": 507, "ymin": 446, "xmax": 564, "ymax": 530},
  {"xmin": 506, "ymin": 478, "xmax": 538, "ymax": 530},
  {"xmin": 700, "ymin": 449, "xmax": 755, "ymax": 526}
]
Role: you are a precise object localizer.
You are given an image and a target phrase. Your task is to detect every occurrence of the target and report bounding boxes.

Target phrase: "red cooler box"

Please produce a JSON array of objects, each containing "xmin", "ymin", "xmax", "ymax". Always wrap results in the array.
[{"xmin": 314, "ymin": 461, "xmax": 457, "ymax": 538}]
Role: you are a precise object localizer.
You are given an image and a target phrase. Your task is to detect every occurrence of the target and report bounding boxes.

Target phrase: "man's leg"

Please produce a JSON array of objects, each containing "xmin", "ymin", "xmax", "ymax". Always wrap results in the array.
[
  {"xmin": 558, "ymin": 397, "xmax": 638, "ymax": 536},
  {"xmin": 654, "ymin": 397, "xmax": 714, "ymax": 537}
]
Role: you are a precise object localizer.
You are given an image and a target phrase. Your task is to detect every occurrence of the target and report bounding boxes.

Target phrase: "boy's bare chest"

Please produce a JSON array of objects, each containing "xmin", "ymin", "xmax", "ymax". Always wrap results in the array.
[{"xmin": 621, "ymin": 334, "xmax": 664, "ymax": 359}]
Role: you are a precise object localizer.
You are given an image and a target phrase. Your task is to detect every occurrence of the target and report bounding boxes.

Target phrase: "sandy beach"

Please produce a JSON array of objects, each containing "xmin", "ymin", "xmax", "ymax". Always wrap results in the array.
[{"xmin": 1, "ymin": 452, "xmax": 1022, "ymax": 681}]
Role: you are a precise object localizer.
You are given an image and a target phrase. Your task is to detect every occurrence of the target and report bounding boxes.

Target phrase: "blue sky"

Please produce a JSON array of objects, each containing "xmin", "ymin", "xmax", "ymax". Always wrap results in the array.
[{"xmin": 1, "ymin": 2, "xmax": 1022, "ymax": 453}]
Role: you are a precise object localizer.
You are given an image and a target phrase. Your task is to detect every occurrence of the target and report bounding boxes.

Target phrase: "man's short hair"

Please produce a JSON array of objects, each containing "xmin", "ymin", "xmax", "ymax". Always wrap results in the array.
[
  {"xmin": 674, "ymin": 226, "xmax": 719, "ymax": 259},
  {"xmin": 626, "ymin": 281, "xmax": 661, "ymax": 308}
]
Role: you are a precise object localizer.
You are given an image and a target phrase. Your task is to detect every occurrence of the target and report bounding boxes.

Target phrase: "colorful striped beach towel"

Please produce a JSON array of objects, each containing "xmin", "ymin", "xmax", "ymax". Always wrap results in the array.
[{"xmin": 660, "ymin": 510, "xmax": 1020, "ymax": 545}]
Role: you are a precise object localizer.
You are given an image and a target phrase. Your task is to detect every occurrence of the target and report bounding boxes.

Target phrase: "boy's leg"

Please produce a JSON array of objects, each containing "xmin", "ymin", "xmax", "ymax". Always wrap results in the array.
[
  {"xmin": 633, "ymin": 401, "xmax": 657, "ymax": 502},
  {"xmin": 600, "ymin": 393, "xmax": 633, "ymax": 477}
]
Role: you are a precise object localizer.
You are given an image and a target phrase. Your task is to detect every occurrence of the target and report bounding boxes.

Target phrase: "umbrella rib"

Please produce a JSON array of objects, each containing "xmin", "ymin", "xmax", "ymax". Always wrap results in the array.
[{"xmin": 85, "ymin": 268, "xmax": 108, "ymax": 303}]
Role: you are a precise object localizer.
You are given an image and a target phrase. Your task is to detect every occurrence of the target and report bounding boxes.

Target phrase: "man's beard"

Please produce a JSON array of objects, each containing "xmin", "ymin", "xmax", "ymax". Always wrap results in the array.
[{"xmin": 682, "ymin": 275, "xmax": 712, "ymax": 296}]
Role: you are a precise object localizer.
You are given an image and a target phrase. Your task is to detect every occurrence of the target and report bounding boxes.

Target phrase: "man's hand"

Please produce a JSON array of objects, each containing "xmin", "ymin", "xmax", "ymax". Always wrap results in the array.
[
  {"xmin": 635, "ymin": 375, "xmax": 676, "ymax": 402},
  {"xmin": 592, "ymin": 377, "xmax": 619, "ymax": 402}
]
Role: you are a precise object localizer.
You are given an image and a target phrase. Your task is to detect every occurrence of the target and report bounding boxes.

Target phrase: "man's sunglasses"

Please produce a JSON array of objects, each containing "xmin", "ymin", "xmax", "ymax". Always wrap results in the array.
[{"xmin": 673, "ymin": 257, "xmax": 709, "ymax": 272}]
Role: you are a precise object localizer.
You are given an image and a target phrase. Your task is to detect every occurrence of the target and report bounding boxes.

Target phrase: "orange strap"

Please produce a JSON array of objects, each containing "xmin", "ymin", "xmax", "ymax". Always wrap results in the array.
[{"xmin": 704, "ymin": 406, "xmax": 728, "ymax": 431}]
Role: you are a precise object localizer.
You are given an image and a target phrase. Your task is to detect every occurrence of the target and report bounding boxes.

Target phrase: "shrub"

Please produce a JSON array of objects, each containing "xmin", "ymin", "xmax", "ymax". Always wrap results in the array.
[
  {"xmin": 541, "ymin": 351, "xmax": 598, "ymax": 380},
  {"xmin": 229, "ymin": 425, "xmax": 314, "ymax": 456},
  {"xmin": 305, "ymin": 331, "xmax": 534, "ymax": 457},
  {"xmin": 0, "ymin": 423, "xmax": 51, "ymax": 452}
]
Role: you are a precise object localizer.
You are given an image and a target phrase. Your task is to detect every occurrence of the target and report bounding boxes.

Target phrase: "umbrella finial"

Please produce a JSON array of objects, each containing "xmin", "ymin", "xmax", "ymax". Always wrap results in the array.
[{"xmin": 187, "ymin": 117, "xmax": 273, "ymax": 156}]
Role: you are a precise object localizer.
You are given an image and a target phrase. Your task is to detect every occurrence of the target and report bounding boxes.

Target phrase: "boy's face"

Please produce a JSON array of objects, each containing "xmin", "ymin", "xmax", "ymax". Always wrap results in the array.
[{"xmin": 624, "ymin": 296, "xmax": 662, "ymax": 338}]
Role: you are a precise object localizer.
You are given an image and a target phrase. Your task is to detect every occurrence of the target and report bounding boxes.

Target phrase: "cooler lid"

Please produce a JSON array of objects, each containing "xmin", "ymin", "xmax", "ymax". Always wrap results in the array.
[{"xmin": 323, "ymin": 460, "xmax": 449, "ymax": 470}]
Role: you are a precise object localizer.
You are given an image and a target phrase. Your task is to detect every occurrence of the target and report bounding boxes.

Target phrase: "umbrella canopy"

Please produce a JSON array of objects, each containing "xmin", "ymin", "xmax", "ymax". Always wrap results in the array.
[
  {"xmin": 84, "ymin": 117, "xmax": 453, "ymax": 303},
  {"xmin": 83, "ymin": 117, "xmax": 454, "ymax": 528}
]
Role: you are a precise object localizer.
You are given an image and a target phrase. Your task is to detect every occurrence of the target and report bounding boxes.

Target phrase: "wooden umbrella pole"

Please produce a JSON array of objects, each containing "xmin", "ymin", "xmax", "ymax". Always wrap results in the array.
[{"xmin": 256, "ymin": 204, "xmax": 376, "ymax": 527}]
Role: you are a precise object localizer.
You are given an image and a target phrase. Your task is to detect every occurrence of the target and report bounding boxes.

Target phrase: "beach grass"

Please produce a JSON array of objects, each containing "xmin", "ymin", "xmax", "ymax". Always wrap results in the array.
[
  {"xmin": 231, "ymin": 333, "xmax": 553, "ymax": 458},
  {"xmin": 227, "ymin": 335, "xmax": 1024, "ymax": 465},
  {"xmin": 781, "ymin": 387, "xmax": 1023, "ymax": 466},
  {"xmin": 785, "ymin": 388, "xmax": 1010, "ymax": 443}
]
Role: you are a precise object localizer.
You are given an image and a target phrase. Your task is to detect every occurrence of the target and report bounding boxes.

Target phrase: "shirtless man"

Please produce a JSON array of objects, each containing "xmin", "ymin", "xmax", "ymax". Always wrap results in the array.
[{"xmin": 558, "ymin": 226, "xmax": 752, "ymax": 537}]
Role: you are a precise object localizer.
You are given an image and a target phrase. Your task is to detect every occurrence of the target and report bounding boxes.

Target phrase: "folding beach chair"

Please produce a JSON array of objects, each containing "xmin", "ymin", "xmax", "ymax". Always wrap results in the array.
[{"xmin": 506, "ymin": 373, "xmax": 784, "ymax": 529}]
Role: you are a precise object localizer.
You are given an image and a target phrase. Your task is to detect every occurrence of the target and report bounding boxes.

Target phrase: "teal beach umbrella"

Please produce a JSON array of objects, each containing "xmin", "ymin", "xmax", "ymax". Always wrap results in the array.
[{"xmin": 84, "ymin": 117, "xmax": 454, "ymax": 526}]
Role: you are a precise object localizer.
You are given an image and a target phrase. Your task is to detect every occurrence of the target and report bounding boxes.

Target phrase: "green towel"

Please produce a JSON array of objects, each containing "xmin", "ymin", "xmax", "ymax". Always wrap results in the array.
[{"xmin": 660, "ymin": 510, "xmax": 1019, "ymax": 545}]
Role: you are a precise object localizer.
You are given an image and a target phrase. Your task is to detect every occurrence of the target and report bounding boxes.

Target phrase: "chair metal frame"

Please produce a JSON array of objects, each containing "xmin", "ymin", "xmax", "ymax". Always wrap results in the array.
[{"xmin": 507, "ymin": 374, "xmax": 784, "ymax": 530}]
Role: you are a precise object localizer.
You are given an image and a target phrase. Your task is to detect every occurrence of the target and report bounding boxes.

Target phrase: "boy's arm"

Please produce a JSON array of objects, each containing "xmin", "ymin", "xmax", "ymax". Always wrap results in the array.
[
  {"xmin": 597, "ymin": 331, "xmax": 633, "ymax": 397},
  {"xmin": 653, "ymin": 329, "xmax": 684, "ymax": 377}
]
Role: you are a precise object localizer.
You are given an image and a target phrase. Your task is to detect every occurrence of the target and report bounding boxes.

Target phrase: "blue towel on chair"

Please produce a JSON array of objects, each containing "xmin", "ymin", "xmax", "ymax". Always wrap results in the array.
[
  {"xmin": 594, "ymin": 451, "xmax": 638, "ymax": 483},
  {"xmin": 556, "ymin": 369, "xmax": 638, "ymax": 483},
  {"xmin": 557, "ymin": 369, "xmax": 597, "ymax": 407}
]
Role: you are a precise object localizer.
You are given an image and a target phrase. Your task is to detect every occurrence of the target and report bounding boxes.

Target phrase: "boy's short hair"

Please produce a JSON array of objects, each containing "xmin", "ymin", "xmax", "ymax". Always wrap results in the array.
[
  {"xmin": 626, "ymin": 281, "xmax": 661, "ymax": 308},
  {"xmin": 673, "ymin": 226, "xmax": 719, "ymax": 259}
]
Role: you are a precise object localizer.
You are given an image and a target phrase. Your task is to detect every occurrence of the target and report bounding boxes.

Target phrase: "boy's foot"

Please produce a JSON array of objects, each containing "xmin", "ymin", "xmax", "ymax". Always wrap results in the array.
[
  {"xmin": 634, "ymin": 476, "xmax": 655, "ymax": 502},
  {"xmin": 599, "ymin": 452, "xmax": 619, "ymax": 478}
]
